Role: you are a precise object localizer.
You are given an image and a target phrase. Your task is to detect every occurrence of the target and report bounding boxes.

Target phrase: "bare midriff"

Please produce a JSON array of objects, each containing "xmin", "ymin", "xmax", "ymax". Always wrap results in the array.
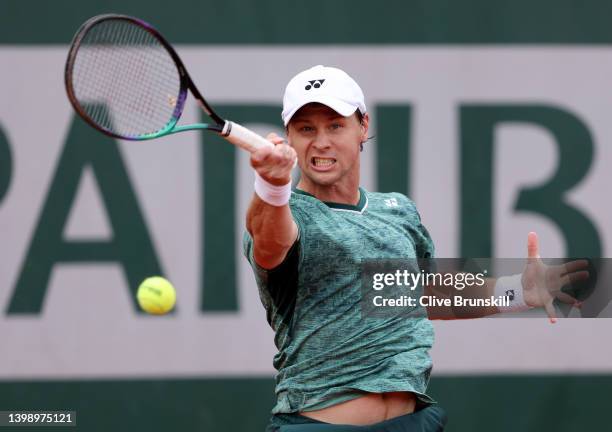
[{"xmin": 300, "ymin": 391, "xmax": 417, "ymax": 425}]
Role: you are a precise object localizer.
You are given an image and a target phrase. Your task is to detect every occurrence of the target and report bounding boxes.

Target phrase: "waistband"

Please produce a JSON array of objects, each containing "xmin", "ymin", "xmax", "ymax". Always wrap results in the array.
[{"xmin": 269, "ymin": 404, "xmax": 447, "ymax": 432}]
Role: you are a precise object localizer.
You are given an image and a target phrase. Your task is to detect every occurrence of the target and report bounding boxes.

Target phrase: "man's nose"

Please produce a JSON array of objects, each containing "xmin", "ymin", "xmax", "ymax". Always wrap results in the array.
[{"xmin": 312, "ymin": 131, "xmax": 332, "ymax": 150}]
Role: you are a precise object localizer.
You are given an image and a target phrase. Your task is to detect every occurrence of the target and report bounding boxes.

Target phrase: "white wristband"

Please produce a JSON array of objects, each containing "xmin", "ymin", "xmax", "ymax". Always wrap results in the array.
[
  {"xmin": 495, "ymin": 274, "xmax": 532, "ymax": 313},
  {"xmin": 254, "ymin": 171, "xmax": 291, "ymax": 206}
]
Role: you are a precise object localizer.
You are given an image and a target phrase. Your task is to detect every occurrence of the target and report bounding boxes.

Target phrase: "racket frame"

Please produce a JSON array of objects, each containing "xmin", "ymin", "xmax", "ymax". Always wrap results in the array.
[{"xmin": 65, "ymin": 14, "xmax": 226, "ymax": 141}]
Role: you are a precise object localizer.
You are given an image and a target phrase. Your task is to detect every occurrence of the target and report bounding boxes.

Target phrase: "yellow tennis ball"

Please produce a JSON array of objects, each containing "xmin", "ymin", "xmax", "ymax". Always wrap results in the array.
[{"xmin": 137, "ymin": 276, "xmax": 176, "ymax": 315}]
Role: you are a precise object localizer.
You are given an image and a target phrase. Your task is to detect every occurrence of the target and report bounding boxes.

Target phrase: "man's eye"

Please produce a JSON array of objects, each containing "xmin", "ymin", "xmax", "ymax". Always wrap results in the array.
[
  {"xmin": 330, "ymin": 123, "xmax": 342, "ymax": 130},
  {"xmin": 301, "ymin": 126, "xmax": 314, "ymax": 132}
]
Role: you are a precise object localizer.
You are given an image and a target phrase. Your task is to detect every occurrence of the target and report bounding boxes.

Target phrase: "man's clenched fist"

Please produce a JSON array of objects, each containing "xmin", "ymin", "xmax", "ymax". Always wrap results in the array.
[{"xmin": 250, "ymin": 133, "xmax": 297, "ymax": 186}]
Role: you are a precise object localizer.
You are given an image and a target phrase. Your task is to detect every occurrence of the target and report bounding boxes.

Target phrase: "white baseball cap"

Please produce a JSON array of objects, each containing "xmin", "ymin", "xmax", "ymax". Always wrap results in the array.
[{"xmin": 281, "ymin": 65, "xmax": 367, "ymax": 126}]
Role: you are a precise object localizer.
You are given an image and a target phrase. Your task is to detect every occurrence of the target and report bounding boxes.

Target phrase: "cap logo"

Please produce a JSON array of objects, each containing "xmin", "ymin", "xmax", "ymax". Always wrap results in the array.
[{"xmin": 305, "ymin": 79, "xmax": 325, "ymax": 90}]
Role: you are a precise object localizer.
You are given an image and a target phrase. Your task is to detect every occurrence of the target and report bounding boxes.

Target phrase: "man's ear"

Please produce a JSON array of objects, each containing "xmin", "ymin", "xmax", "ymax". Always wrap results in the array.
[{"xmin": 360, "ymin": 112, "xmax": 370, "ymax": 141}]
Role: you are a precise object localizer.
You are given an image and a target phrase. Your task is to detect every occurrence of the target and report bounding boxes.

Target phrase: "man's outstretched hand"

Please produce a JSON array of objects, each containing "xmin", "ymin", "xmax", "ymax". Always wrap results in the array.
[{"xmin": 522, "ymin": 232, "xmax": 590, "ymax": 323}]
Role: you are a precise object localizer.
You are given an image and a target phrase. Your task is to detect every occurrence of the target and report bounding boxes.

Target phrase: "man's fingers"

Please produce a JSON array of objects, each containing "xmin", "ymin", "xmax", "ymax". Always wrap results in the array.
[
  {"xmin": 552, "ymin": 290, "xmax": 580, "ymax": 306},
  {"xmin": 283, "ymin": 145, "xmax": 298, "ymax": 165},
  {"xmin": 252, "ymin": 143, "xmax": 294, "ymax": 166},
  {"xmin": 250, "ymin": 145, "xmax": 274, "ymax": 166},
  {"xmin": 561, "ymin": 259, "xmax": 589, "ymax": 275},
  {"xmin": 559, "ymin": 270, "xmax": 590, "ymax": 286},
  {"xmin": 269, "ymin": 144, "xmax": 296, "ymax": 165},
  {"xmin": 251, "ymin": 142, "xmax": 296, "ymax": 186},
  {"xmin": 266, "ymin": 132, "xmax": 286, "ymax": 146},
  {"xmin": 527, "ymin": 231, "xmax": 540, "ymax": 259},
  {"xmin": 543, "ymin": 301, "xmax": 557, "ymax": 323}
]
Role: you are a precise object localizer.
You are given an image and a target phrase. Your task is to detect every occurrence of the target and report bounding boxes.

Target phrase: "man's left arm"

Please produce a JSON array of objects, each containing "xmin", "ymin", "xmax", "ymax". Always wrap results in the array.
[{"xmin": 424, "ymin": 232, "xmax": 589, "ymax": 321}]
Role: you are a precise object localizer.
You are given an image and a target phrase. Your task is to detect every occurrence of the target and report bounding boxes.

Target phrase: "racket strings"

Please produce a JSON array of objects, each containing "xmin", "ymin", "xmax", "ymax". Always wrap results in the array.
[{"xmin": 71, "ymin": 18, "xmax": 182, "ymax": 138}]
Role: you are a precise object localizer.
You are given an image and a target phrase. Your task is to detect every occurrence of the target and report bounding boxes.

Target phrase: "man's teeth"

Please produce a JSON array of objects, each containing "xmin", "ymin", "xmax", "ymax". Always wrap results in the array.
[{"xmin": 312, "ymin": 157, "xmax": 335, "ymax": 167}]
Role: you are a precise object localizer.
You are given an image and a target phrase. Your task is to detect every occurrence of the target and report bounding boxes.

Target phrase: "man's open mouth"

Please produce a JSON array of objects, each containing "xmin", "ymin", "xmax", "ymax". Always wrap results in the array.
[{"xmin": 311, "ymin": 157, "xmax": 336, "ymax": 168}]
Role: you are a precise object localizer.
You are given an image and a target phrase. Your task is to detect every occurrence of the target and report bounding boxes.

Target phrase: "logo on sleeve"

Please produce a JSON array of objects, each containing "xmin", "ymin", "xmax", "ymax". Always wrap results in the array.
[
  {"xmin": 305, "ymin": 79, "xmax": 325, "ymax": 90},
  {"xmin": 384, "ymin": 198, "xmax": 399, "ymax": 207}
]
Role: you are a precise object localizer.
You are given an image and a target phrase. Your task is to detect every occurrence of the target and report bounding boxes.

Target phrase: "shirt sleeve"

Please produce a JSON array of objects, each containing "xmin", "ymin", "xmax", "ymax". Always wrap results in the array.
[
  {"xmin": 242, "ymin": 207, "xmax": 305, "ymax": 329},
  {"xmin": 394, "ymin": 193, "xmax": 436, "ymax": 275},
  {"xmin": 415, "ymin": 217, "xmax": 435, "ymax": 259},
  {"xmin": 395, "ymin": 193, "xmax": 435, "ymax": 259}
]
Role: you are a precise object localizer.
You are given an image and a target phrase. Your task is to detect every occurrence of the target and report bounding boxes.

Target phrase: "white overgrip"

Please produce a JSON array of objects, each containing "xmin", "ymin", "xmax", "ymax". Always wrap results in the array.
[{"xmin": 222, "ymin": 121, "xmax": 274, "ymax": 153}]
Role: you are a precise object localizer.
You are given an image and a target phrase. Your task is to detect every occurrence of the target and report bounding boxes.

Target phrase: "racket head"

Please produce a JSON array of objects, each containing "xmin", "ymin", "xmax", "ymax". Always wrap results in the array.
[{"xmin": 65, "ymin": 14, "xmax": 193, "ymax": 141}]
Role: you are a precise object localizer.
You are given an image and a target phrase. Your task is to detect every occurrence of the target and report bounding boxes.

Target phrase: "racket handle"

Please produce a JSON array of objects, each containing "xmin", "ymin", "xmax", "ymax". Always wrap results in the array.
[{"xmin": 221, "ymin": 121, "xmax": 274, "ymax": 153}]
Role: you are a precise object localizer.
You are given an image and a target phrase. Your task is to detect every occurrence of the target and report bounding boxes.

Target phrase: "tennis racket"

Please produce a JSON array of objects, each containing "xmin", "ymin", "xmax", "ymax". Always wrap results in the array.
[{"xmin": 64, "ymin": 14, "xmax": 273, "ymax": 152}]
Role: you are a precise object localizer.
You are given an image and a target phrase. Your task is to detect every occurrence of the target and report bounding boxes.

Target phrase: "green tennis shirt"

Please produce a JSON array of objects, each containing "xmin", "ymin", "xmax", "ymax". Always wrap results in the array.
[{"xmin": 243, "ymin": 187, "xmax": 436, "ymax": 415}]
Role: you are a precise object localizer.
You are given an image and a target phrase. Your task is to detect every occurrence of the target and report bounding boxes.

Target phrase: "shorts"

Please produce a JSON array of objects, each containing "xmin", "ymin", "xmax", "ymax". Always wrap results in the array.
[{"xmin": 267, "ymin": 405, "xmax": 447, "ymax": 432}]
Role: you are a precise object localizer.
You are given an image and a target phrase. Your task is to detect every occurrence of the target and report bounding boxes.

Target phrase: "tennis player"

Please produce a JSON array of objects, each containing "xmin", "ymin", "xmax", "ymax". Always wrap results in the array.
[{"xmin": 243, "ymin": 65, "xmax": 585, "ymax": 432}]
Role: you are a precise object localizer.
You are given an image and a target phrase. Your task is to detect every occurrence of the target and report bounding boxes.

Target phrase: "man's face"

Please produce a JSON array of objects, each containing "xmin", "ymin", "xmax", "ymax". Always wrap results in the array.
[{"xmin": 287, "ymin": 103, "xmax": 369, "ymax": 187}]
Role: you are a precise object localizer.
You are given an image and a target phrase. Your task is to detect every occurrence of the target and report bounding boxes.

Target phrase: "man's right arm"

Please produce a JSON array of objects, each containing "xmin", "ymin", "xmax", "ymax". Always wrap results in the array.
[{"xmin": 246, "ymin": 133, "xmax": 298, "ymax": 270}]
